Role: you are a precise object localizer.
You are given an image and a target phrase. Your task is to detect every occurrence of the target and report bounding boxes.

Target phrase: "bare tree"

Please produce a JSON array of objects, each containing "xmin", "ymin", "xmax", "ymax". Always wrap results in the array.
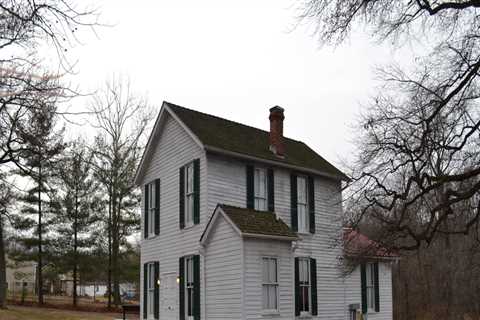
[
  {"xmin": 299, "ymin": 1, "xmax": 480, "ymax": 250},
  {"xmin": 90, "ymin": 76, "xmax": 152, "ymax": 307},
  {"xmin": 0, "ymin": 0, "xmax": 99, "ymax": 308}
]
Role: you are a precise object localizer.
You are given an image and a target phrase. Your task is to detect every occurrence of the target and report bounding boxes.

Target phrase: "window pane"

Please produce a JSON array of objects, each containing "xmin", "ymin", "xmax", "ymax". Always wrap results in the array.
[
  {"xmin": 270, "ymin": 259, "xmax": 277, "ymax": 283},
  {"xmin": 297, "ymin": 177, "xmax": 306, "ymax": 203},
  {"xmin": 262, "ymin": 285, "xmax": 268, "ymax": 309},
  {"xmin": 262, "ymin": 259, "xmax": 268, "ymax": 282},
  {"xmin": 187, "ymin": 164, "xmax": 193, "ymax": 194},
  {"xmin": 366, "ymin": 264, "xmax": 372, "ymax": 285},
  {"xmin": 259, "ymin": 170, "xmax": 266, "ymax": 197},
  {"xmin": 269, "ymin": 285, "xmax": 277, "ymax": 309}
]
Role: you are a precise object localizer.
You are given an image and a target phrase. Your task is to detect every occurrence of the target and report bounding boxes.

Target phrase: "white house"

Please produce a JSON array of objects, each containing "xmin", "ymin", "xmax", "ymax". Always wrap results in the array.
[{"xmin": 135, "ymin": 103, "xmax": 397, "ymax": 320}]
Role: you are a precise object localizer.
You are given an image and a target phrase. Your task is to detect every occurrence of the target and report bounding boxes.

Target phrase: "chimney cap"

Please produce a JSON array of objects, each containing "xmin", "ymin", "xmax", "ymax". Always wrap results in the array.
[{"xmin": 270, "ymin": 106, "xmax": 284, "ymax": 113}]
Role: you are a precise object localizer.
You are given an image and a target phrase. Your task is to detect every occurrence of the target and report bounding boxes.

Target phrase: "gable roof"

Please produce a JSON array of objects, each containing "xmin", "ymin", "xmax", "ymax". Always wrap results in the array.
[
  {"xmin": 344, "ymin": 229, "xmax": 400, "ymax": 259},
  {"xmin": 166, "ymin": 102, "xmax": 348, "ymax": 181},
  {"xmin": 200, "ymin": 204, "xmax": 297, "ymax": 245}
]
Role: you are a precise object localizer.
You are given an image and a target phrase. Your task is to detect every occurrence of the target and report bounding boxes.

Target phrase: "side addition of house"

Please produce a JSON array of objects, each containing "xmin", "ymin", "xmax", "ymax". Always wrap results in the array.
[{"xmin": 134, "ymin": 102, "xmax": 398, "ymax": 320}]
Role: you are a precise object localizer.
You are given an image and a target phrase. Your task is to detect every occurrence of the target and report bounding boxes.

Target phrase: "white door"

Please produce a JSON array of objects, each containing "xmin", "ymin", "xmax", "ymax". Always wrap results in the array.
[{"xmin": 160, "ymin": 272, "xmax": 178, "ymax": 320}]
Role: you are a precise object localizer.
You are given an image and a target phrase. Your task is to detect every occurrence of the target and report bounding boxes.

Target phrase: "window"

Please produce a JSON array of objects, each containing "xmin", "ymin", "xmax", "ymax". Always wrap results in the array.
[
  {"xmin": 147, "ymin": 182, "xmax": 156, "ymax": 237},
  {"xmin": 147, "ymin": 263, "xmax": 155, "ymax": 318},
  {"xmin": 366, "ymin": 263, "xmax": 376, "ymax": 311},
  {"xmin": 262, "ymin": 257, "xmax": 278, "ymax": 311},
  {"xmin": 297, "ymin": 176, "xmax": 309, "ymax": 233},
  {"xmin": 299, "ymin": 258, "xmax": 311, "ymax": 314},
  {"xmin": 185, "ymin": 162, "xmax": 194, "ymax": 227},
  {"xmin": 185, "ymin": 256, "xmax": 194, "ymax": 319},
  {"xmin": 254, "ymin": 168, "xmax": 267, "ymax": 211}
]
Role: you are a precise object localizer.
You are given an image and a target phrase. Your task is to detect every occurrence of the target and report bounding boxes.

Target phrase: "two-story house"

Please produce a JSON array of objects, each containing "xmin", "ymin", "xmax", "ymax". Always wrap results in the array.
[{"xmin": 135, "ymin": 103, "xmax": 396, "ymax": 320}]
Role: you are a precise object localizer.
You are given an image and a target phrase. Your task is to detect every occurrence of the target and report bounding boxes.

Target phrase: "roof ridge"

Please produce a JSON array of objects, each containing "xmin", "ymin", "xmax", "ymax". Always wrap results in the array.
[{"xmin": 165, "ymin": 101, "xmax": 303, "ymax": 144}]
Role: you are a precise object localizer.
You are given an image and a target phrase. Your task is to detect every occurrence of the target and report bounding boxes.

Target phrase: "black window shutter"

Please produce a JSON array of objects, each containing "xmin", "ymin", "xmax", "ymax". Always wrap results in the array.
[
  {"xmin": 179, "ymin": 167, "xmax": 185, "ymax": 229},
  {"xmin": 179, "ymin": 257, "xmax": 185, "ymax": 320},
  {"xmin": 193, "ymin": 159, "xmax": 200, "ymax": 225},
  {"xmin": 193, "ymin": 255, "xmax": 201, "ymax": 320},
  {"xmin": 154, "ymin": 262, "xmax": 159, "ymax": 319},
  {"xmin": 143, "ymin": 263, "xmax": 148, "ymax": 319},
  {"xmin": 294, "ymin": 257, "xmax": 300, "ymax": 316},
  {"xmin": 144, "ymin": 185, "xmax": 149, "ymax": 239},
  {"xmin": 361, "ymin": 263, "xmax": 367, "ymax": 314},
  {"xmin": 290, "ymin": 174, "xmax": 298, "ymax": 232},
  {"xmin": 308, "ymin": 176, "xmax": 315, "ymax": 234},
  {"xmin": 310, "ymin": 258, "xmax": 318, "ymax": 316},
  {"xmin": 155, "ymin": 179, "xmax": 160, "ymax": 235},
  {"xmin": 374, "ymin": 262, "xmax": 380, "ymax": 312},
  {"xmin": 267, "ymin": 168, "xmax": 275, "ymax": 212},
  {"xmin": 246, "ymin": 165, "xmax": 254, "ymax": 209}
]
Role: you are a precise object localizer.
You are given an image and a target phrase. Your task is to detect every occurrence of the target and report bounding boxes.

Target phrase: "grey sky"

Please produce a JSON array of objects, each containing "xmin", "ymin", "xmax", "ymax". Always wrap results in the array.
[{"xmin": 62, "ymin": 0, "xmax": 406, "ymax": 171}]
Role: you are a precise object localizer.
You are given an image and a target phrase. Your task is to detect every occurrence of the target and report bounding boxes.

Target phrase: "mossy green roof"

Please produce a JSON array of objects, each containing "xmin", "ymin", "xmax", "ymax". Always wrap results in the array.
[
  {"xmin": 220, "ymin": 205, "xmax": 297, "ymax": 239},
  {"xmin": 167, "ymin": 102, "xmax": 348, "ymax": 180}
]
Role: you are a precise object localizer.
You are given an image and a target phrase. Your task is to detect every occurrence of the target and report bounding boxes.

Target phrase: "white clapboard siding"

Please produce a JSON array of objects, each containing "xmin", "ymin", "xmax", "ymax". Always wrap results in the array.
[
  {"xmin": 344, "ymin": 263, "xmax": 394, "ymax": 320},
  {"xmin": 139, "ymin": 112, "xmax": 208, "ymax": 320},
  {"xmin": 243, "ymin": 238, "xmax": 293, "ymax": 320},
  {"xmin": 204, "ymin": 216, "xmax": 243, "ymax": 320}
]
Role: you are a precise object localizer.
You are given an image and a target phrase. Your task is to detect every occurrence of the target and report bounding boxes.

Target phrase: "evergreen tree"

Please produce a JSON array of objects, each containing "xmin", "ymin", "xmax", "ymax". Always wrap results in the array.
[
  {"xmin": 14, "ymin": 102, "xmax": 65, "ymax": 305},
  {"xmin": 51, "ymin": 140, "xmax": 100, "ymax": 306}
]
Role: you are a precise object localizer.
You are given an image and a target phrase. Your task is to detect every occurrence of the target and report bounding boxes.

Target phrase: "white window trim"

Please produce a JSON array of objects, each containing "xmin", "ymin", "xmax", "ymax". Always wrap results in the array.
[
  {"xmin": 261, "ymin": 256, "xmax": 279, "ymax": 313},
  {"xmin": 185, "ymin": 256, "xmax": 195, "ymax": 320},
  {"xmin": 366, "ymin": 263, "xmax": 377, "ymax": 312},
  {"xmin": 147, "ymin": 181, "xmax": 157, "ymax": 238},
  {"xmin": 146, "ymin": 263, "xmax": 155, "ymax": 319},
  {"xmin": 184, "ymin": 162, "xmax": 195, "ymax": 228},
  {"xmin": 298, "ymin": 257, "xmax": 311, "ymax": 316},
  {"xmin": 297, "ymin": 176, "xmax": 310, "ymax": 234},
  {"xmin": 254, "ymin": 167, "xmax": 268, "ymax": 211}
]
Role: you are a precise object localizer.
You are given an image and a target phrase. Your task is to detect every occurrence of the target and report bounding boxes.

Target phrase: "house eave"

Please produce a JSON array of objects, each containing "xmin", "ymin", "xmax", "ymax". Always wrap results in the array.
[
  {"xmin": 205, "ymin": 145, "xmax": 348, "ymax": 181},
  {"xmin": 242, "ymin": 233, "xmax": 298, "ymax": 242},
  {"xmin": 344, "ymin": 253, "xmax": 401, "ymax": 262}
]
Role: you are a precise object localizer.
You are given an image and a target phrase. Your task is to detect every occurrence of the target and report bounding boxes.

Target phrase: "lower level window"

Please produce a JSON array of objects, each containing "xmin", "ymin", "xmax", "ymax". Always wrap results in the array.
[
  {"xmin": 262, "ymin": 257, "xmax": 278, "ymax": 311},
  {"xmin": 185, "ymin": 256, "xmax": 194, "ymax": 319},
  {"xmin": 299, "ymin": 258, "xmax": 311, "ymax": 314}
]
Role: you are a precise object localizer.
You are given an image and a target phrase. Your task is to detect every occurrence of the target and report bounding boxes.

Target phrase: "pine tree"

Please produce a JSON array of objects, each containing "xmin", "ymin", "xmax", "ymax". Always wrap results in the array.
[
  {"xmin": 51, "ymin": 140, "xmax": 100, "ymax": 306},
  {"xmin": 14, "ymin": 102, "xmax": 65, "ymax": 305}
]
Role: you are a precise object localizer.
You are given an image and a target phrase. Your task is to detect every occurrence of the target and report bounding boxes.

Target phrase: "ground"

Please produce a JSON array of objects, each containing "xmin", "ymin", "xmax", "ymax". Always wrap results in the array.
[{"xmin": 0, "ymin": 305, "xmax": 139, "ymax": 320}]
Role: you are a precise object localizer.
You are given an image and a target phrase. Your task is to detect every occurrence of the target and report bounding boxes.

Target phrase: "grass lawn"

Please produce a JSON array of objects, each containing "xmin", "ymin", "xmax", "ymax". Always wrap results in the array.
[{"xmin": 0, "ymin": 305, "xmax": 133, "ymax": 320}]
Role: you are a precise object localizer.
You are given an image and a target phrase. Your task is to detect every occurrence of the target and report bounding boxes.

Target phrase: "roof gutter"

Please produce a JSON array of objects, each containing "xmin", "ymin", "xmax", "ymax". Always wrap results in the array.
[
  {"xmin": 242, "ymin": 233, "xmax": 298, "ymax": 242},
  {"xmin": 204, "ymin": 145, "xmax": 349, "ymax": 181}
]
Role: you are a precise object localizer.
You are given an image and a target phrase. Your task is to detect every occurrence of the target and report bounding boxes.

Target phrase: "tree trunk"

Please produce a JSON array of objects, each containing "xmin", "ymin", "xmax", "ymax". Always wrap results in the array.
[
  {"xmin": 38, "ymin": 164, "xmax": 44, "ymax": 305},
  {"xmin": 0, "ymin": 214, "xmax": 7, "ymax": 309},
  {"xmin": 112, "ymin": 194, "xmax": 120, "ymax": 306},
  {"xmin": 73, "ymin": 189, "xmax": 78, "ymax": 307},
  {"xmin": 107, "ymin": 190, "xmax": 112, "ymax": 309}
]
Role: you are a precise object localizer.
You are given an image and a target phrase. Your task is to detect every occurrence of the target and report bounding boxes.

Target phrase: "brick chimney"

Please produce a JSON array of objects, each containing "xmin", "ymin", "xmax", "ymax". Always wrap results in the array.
[{"xmin": 269, "ymin": 106, "xmax": 285, "ymax": 157}]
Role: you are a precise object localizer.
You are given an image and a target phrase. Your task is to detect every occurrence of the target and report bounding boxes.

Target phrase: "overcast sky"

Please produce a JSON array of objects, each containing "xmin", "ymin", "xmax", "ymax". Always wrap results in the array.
[{"xmin": 60, "ymin": 0, "xmax": 408, "ymax": 171}]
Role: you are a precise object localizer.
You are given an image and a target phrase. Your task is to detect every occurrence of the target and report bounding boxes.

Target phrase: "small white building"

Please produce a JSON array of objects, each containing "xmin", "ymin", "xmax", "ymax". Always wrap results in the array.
[
  {"xmin": 135, "ymin": 103, "xmax": 398, "ymax": 320},
  {"xmin": 78, "ymin": 283, "xmax": 107, "ymax": 297},
  {"xmin": 6, "ymin": 257, "xmax": 36, "ymax": 296}
]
